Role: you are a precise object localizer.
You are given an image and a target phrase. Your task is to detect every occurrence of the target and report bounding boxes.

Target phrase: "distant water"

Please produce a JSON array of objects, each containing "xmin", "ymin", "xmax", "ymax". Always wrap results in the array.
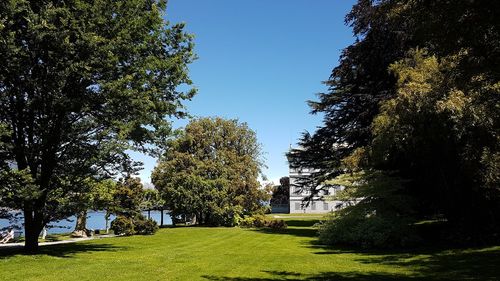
[{"xmin": 0, "ymin": 210, "xmax": 172, "ymax": 235}]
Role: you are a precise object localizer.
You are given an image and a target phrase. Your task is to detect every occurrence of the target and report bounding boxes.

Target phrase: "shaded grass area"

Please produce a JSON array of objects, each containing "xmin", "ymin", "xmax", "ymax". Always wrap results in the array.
[
  {"xmin": 0, "ymin": 242, "xmax": 126, "ymax": 259},
  {"xmin": 8, "ymin": 232, "xmax": 113, "ymax": 244},
  {"xmin": 0, "ymin": 217, "xmax": 498, "ymax": 281}
]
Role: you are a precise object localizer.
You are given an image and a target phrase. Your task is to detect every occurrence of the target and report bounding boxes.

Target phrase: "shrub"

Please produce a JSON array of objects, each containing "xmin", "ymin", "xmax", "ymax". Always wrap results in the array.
[
  {"xmin": 111, "ymin": 215, "xmax": 159, "ymax": 236},
  {"xmin": 134, "ymin": 217, "xmax": 159, "ymax": 235},
  {"xmin": 239, "ymin": 216, "xmax": 256, "ymax": 228},
  {"xmin": 238, "ymin": 215, "xmax": 287, "ymax": 230},
  {"xmin": 318, "ymin": 209, "xmax": 421, "ymax": 248},
  {"xmin": 111, "ymin": 216, "xmax": 135, "ymax": 236},
  {"xmin": 232, "ymin": 213, "xmax": 243, "ymax": 227},
  {"xmin": 252, "ymin": 215, "xmax": 267, "ymax": 227},
  {"xmin": 265, "ymin": 219, "xmax": 287, "ymax": 230}
]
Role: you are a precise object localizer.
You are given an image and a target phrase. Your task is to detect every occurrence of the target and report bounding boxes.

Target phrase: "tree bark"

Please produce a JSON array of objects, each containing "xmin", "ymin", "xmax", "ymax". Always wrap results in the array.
[
  {"xmin": 75, "ymin": 210, "xmax": 87, "ymax": 231},
  {"xmin": 72, "ymin": 210, "xmax": 89, "ymax": 237},
  {"xmin": 23, "ymin": 208, "xmax": 42, "ymax": 253},
  {"xmin": 24, "ymin": 227, "xmax": 40, "ymax": 253},
  {"xmin": 160, "ymin": 208, "xmax": 164, "ymax": 226}
]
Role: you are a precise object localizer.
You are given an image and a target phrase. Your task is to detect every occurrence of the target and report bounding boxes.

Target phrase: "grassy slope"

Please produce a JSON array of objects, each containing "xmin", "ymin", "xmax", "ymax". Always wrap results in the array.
[{"xmin": 0, "ymin": 217, "xmax": 498, "ymax": 281}]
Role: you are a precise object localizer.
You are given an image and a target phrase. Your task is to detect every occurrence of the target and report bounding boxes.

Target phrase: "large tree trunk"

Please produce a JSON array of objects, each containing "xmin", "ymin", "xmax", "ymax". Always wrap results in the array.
[
  {"xmin": 72, "ymin": 210, "xmax": 89, "ymax": 237},
  {"xmin": 23, "ymin": 208, "xmax": 42, "ymax": 253},
  {"xmin": 75, "ymin": 210, "xmax": 87, "ymax": 231},
  {"xmin": 24, "ymin": 227, "xmax": 40, "ymax": 253}
]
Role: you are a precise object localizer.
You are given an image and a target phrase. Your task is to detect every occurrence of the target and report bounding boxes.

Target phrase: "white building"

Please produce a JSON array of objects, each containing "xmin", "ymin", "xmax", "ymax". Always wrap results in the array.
[{"xmin": 288, "ymin": 165, "xmax": 344, "ymax": 214}]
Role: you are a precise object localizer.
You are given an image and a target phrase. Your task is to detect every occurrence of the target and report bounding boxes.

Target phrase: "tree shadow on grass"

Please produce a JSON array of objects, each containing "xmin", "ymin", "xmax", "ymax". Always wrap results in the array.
[
  {"xmin": 352, "ymin": 245, "xmax": 500, "ymax": 280},
  {"xmin": 245, "ymin": 224, "xmax": 499, "ymax": 280},
  {"xmin": 0, "ymin": 241, "xmax": 126, "ymax": 259},
  {"xmin": 308, "ymin": 243, "xmax": 500, "ymax": 281},
  {"xmin": 250, "ymin": 227, "xmax": 318, "ymax": 239},
  {"xmin": 284, "ymin": 220, "xmax": 320, "ymax": 228},
  {"xmin": 202, "ymin": 270, "xmax": 417, "ymax": 281},
  {"xmin": 249, "ymin": 219, "xmax": 320, "ymax": 239},
  {"xmin": 202, "ymin": 254, "xmax": 500, "ymax": 281}
]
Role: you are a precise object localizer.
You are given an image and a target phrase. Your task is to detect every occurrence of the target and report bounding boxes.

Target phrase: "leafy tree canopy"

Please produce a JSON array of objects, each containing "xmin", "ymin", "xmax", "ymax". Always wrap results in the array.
[
  {"xmin": 152, "ymin": 117, "xmax": 269, "ymax": 226},
  {"xmin": 0, "ymin": 0, "xmax": 195, "ymax": 251},
  {"xmin": 270, "ymin": 176, "xmax": 290, "ymax": 205},
  {"xmin": 112, "ymin": 177, "xmax": 144, "ymax": 218}
]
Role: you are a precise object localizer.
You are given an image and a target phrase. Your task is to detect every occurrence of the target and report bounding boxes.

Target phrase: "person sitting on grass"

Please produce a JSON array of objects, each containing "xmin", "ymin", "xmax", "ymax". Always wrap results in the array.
[{"xmin": 0, "ymin": 228, "xmax": 15, "ymax": 244}]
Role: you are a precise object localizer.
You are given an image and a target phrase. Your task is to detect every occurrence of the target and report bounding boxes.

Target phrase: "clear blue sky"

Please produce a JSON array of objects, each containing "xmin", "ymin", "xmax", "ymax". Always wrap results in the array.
[{"xmin": 132, "ymin": 0, "xmax": 356, "ymax": 185}]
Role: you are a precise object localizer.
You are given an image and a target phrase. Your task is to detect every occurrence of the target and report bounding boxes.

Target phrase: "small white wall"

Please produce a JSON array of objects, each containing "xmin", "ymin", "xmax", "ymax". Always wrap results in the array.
[{"xmin": 289, "ymin": 199, "xmax": 343, "ymax": 214}]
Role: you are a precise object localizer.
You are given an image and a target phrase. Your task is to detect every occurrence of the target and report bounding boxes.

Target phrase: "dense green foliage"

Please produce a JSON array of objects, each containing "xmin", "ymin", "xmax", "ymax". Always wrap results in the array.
[
  {"xmin": 289, "ymin": 0, "xmax": 500, "ymax": 246},
  {"xmin": 152, "ymin": 117, "xmax": 269, "ymax": 226},
  {"xmin": 141, "ymin": 189, "xmax": 164, "ymax": 213},
  {"xmin": 90, "ymin": 179, "xmax": 117, "ymax": 232},
  {"xmin": 133, "ymin": 216, "xmax": 159, "ymax": 235},
  {"xmin": 270, "ymin": 176, "xmax": 290, "ymax": 205},
  {"xmin": 0, "ymin": 0, "xmax": 195, "ymax": 251},
  {"xmin": 111, "ymin": 214, "xmax": 158, "ymax": 236},
  {"xmin": 75, "ymin": 178, "xmax": 162, "ymax": 235},
  {"xmin": 0, "ymin": 216, "xmax": 498, "ymax": 280},
  {"xmin": 111, "ymin": 178, "xmax": 144, "ymax": 218},
  {"xmin": 71, "ymin": 178, "xmax": 118, "ymax": 235},
  {"xmin": 319, "ymin": 171, "xmax": 420, "ymax": 248},
  {"xmin": 109, "ymin": 177, "xmax": 158, "ymax": 235},
  {"xmin": 110, "ymin": 215, "xmax": 135, "ymax": 236}
]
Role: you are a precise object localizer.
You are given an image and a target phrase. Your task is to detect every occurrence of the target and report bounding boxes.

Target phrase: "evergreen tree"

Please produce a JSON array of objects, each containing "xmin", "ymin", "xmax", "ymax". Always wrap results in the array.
[{"xmin": 290, "ymin": 0, "xmax": 500, "ymax": 245}]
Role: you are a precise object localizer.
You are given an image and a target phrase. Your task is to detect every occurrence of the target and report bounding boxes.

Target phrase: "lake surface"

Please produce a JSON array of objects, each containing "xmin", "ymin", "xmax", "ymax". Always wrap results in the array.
[{"xmin": 0, "ymin": 210, "xmax": 172, "ymax": 235}]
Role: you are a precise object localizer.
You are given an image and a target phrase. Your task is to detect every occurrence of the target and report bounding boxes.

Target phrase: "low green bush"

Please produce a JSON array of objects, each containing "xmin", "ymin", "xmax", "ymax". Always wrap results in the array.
[
  {"xmin": 252, "ymin": 215, "xmax": 267, "ymax": 228},
  {"xmin": 238, "ymin": 215, "xmax": 287, "ymax": 230},
  {"xmin": 265, "ymin": 219, "xmax": 287, "ymax": 230},
  {"xmin": 110, "ymin": 216, "xmax": 135, "ymax": 236},
  {"xmin": 111, "ymin": 215, "xmax": 159, "ymax": 236},
  {"xmin": 238, "ymin": 216, "xmax": 256, "ymax": 228},
  {"xmin": 134, "ymin": 217, "xmax": 159, "ymax": 235}
]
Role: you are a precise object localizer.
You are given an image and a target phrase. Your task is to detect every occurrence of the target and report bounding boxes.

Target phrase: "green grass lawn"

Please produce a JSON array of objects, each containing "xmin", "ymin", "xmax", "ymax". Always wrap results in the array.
[{"xmin": 0, "ymin": 218, "xmax": 498, "ymax": 281}]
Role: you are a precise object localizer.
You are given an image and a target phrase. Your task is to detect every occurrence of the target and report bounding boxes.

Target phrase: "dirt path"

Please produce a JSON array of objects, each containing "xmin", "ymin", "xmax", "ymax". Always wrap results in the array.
[{"xmin": 0, "ymin": 234, "xmax": 116, "ymax": 250}]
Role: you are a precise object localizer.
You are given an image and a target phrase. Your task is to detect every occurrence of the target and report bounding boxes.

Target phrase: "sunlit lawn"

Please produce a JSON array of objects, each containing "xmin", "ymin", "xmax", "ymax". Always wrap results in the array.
[{"xmin": 0, "ymin": 216, "xmax": 498, "ymax": 281}]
